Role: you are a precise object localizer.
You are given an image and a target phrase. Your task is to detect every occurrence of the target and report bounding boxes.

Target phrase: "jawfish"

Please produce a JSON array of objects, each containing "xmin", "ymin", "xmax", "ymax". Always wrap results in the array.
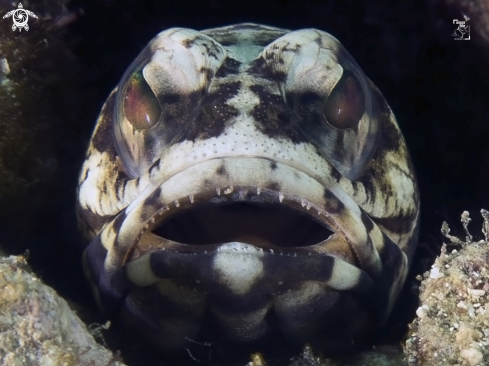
[{"xmin": 77, "ymin": 23, "xmax": 419, "ymax": 352}]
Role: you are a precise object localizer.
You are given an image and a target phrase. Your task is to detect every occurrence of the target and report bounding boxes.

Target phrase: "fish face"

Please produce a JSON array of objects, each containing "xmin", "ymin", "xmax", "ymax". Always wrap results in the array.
[{"xmin": 77, "ymin": 23, "xmax": 419, "ymax": 351}]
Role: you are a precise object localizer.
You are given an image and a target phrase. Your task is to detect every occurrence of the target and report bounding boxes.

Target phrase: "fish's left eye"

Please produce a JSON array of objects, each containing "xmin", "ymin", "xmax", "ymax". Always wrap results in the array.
[
  {"xmin": 123, "ymin": 70, "xmax": 161, "ymax": 130},
  {"xmin": 324, "ymin": 69, "xmax": 365, "ymax": 130}
]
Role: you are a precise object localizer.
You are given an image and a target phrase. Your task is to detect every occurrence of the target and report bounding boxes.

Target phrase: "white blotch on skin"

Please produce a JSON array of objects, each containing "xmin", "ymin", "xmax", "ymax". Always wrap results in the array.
[
  {"xmin": 213, "ymin": 243, "xmax": 264, "ymax": 295},
  {"xmin": 126, "ymin": 254, "xmax": 158, "ymax": 287}
]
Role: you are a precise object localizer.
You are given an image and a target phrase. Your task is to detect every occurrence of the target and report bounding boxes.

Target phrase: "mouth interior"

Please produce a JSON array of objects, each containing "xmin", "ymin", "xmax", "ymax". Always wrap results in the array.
[{"xmin": 152, "ymin": 202, "xmax": 333, "ymax": 248}]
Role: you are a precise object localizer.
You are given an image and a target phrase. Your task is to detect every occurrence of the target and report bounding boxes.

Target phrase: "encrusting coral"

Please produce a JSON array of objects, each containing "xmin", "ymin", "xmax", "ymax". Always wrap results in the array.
[{"xmin": 405, "ymin": 210, "xmax": 489, "ymax": 366}]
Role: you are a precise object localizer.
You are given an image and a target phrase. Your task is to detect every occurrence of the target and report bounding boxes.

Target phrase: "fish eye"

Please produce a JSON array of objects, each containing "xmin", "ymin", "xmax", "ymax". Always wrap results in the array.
[
  {"xmin": 324, "ymin": 69, "xmax": 365, "ymax": 130},
  {"xmin": 122, "ymin": 70, "xmax": 161, "ymax": 130}
]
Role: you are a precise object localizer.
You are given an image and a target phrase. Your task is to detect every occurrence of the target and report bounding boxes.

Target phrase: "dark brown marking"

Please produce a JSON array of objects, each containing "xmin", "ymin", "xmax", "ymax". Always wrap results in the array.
[
  {"xmin": 216, "ymin": 164, "xmax": 227, "ymax": 176},
  {"xmin": 360, "ymin": 210, "xmax": 374, "ymax": 232},
  {"xmin": 266, "ymin": 182, "xmax": 281, "ymax": 191},
  {"xmin": 149, "ymin": 158, "xmax": 161, "ymax": 175},
  {"xmin": 247, "ymin": 57, "xmax": 287, "ymax": 83},
  {"xmin": 323, "ymin": 189, "xmax": 344, "ymax": 214},
  {"xmin": 182, "ymin": 37, "xmax": 196, "ymax": 49},
  {"xmin": 299, "ymin": 91, "xmax": 322, "ymax": 105},
  {"xmin": 358, "ymin": 172, "xmax": 377, "ymax": 202},
  {"xmin": 249, "ymin": 85, "xmax": 307, "ymax": 144},
  {"xmin": 181, "ymin": 82, "xmax": 241, "ymax": 142},
  {"xmin": 215, "ymin": 58, "xmax": 241, "ymax": 78},
  {"xmin": 370, "ymin": 84, "xmax": 402, "ymax": 154},
  {"xmin": 330, "ymin": 166, "xmax": 342, "ymax": 182},
  {"xmin": 199, "ymin": 67, "xmax": 214, "ymax": 83},
  {"xmin": 77, "ymin": 207, "xmax": 116, "ymax": 237},
  {"xmin": 91, "ymin": 92, "xmax": 117, "ymax": 156},
  {"xmin": 372, "ymin": 209, "xmax": 418, "ymax": 235},
  {"xmin": 142, "ymin": 186, "xmax": 163, "ymax": 217},
  {"xmin": 101, "ymin": 180, "xmax": 108, "ymax": 195},
  {"xmin": 112, "ymin": 210, "xmax": 128, "ymax": 238},
  {"xmin": 80, "ymin": 169, "xmax": 88, "ymax": 184}
]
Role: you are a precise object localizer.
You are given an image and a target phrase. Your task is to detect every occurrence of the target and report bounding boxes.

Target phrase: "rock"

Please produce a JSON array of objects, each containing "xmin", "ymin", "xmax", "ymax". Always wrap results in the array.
[
  {"xmin": 460, "ymin": 347, "xmax": 483, "ymax": 366},
  {"xmin": 287, "ymin": 344, "xmax": 407, "ymax": 366},
  {"xmin": 0, "ymin": 255, "xmax": 126, "ymax": 366},
  {"xmin": 405, "ymin": 211, "xmax": 489, "ymax": 365}
]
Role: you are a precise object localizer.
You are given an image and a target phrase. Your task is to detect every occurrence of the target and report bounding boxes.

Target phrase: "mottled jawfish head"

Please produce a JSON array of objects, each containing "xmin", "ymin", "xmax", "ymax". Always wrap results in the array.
[{"xmin": 77, "ymin": 23, "xmax": 419, "ymax": 351}]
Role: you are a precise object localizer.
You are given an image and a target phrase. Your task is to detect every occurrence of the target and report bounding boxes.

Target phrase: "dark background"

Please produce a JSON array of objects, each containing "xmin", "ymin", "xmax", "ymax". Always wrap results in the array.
[
  {"xmin": 67, "ymin": 0, "xmax": 489, "ymax": 252},
  {"xmin": 0, "ymin": 0, "xmax": 488, "ymax": 363},
  {"xmin": 65, "ymin": 0, "xmax": 489, "ymax": 286}
]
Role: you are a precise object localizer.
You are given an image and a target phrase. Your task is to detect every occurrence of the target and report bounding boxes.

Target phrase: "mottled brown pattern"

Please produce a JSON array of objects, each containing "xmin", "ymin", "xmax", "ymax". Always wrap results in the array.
[{"xmin": 77, "ymin": 24, "xmax": 419, "ymax": 353}]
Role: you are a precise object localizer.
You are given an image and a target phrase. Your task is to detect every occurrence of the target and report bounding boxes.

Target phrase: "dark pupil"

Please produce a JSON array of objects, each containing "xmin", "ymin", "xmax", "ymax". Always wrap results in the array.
[
  {"xmin": 123, "ymin": 70, "xmax": 161, "ymax": 129},
  {"xmin": 324, "ymin": 69, "xmax": 365, "ymax": 129}
]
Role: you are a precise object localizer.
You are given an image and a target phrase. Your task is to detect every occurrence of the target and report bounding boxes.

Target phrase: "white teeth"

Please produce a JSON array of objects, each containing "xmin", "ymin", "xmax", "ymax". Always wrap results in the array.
[
  {"xmin": 256, "ymin": 187, "xmax": 261, "ymax": 195},
  {"xmin": 174, "ymin": 200, "xmax": 180, "ymax": 208},
  {"xmin": 189, "ymin": 195, "xmax": 194, "ymax": 203},
  {"xmin": 278, "ymin": 192, "xmax": 284, "ymax": 203},
  {"xmin": 224, "ymin": 186, "xmax": 233, "ymax": 194},
  {"xmin": 158, "ymin": 205, "xmax": 169, "ymax": 215},
  {"xmin": 216, "ymin": 187, "xmax": 221, "ymax": 196},
  {"xmin": 301, "ymin": 198, "xmax": 307, "ymax": 207},
  {"xmin": 306, "ymin": 203, "xmax": 311, "ymax": 210}
]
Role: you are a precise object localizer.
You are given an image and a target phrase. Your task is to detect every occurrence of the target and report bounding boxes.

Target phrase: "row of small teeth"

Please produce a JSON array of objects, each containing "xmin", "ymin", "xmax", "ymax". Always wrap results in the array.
[
  {"xmin": 134, "ymin": 186, "xmax": 329, "ymax": 253},
  {"xmin": 167, "ymin": 186, "xmax": 319, "ymax": 214},
  {"xmin": 157, "ymin": 246, "xmax": 315, "ymax": 256},
  {"xmin": 139, "ymin": 187, "xmax": 322, "ymax": 237}
]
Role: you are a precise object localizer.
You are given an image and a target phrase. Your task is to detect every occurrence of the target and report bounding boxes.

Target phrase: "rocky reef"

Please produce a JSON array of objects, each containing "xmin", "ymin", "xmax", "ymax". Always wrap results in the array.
[
  {"xmin": 0, "ymin": 0, "xmax": 488, "ymax": 365},
  {"xmin": 0, "ymin": 255, "xmax": 125, "ymax": 366},
  {"xmin": 405, "ymin": 211, "xmax": 489, "ymax": 366}
]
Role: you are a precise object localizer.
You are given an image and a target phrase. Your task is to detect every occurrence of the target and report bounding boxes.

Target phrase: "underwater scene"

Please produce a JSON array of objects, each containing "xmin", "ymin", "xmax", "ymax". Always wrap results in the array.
[{"xmin": 0, "ymin": 1, "xmax": 488, "ymax": 365}]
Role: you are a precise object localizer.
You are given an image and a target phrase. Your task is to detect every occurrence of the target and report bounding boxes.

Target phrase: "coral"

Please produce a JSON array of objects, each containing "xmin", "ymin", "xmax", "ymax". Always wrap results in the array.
[
  {"xmin": 286, "ymin": 344, "xmax": 406, "ymax": 366},
  {"xmin": 405, "ymin": 210, "xmax": 489, "ymax": 366}
]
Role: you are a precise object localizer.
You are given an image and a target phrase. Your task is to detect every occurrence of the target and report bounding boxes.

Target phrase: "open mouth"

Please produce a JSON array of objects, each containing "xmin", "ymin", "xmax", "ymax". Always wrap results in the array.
[
  {"xmin": 153, "ymin": 200, "xmax": 334, "ymax": 248},
  {"xmin": 125, "ymin": 183, "xmax": 355, "ymax": 266},
  {"xmin": 117, "ymin": 156, "xmax": 361, "ymax": 266}
]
